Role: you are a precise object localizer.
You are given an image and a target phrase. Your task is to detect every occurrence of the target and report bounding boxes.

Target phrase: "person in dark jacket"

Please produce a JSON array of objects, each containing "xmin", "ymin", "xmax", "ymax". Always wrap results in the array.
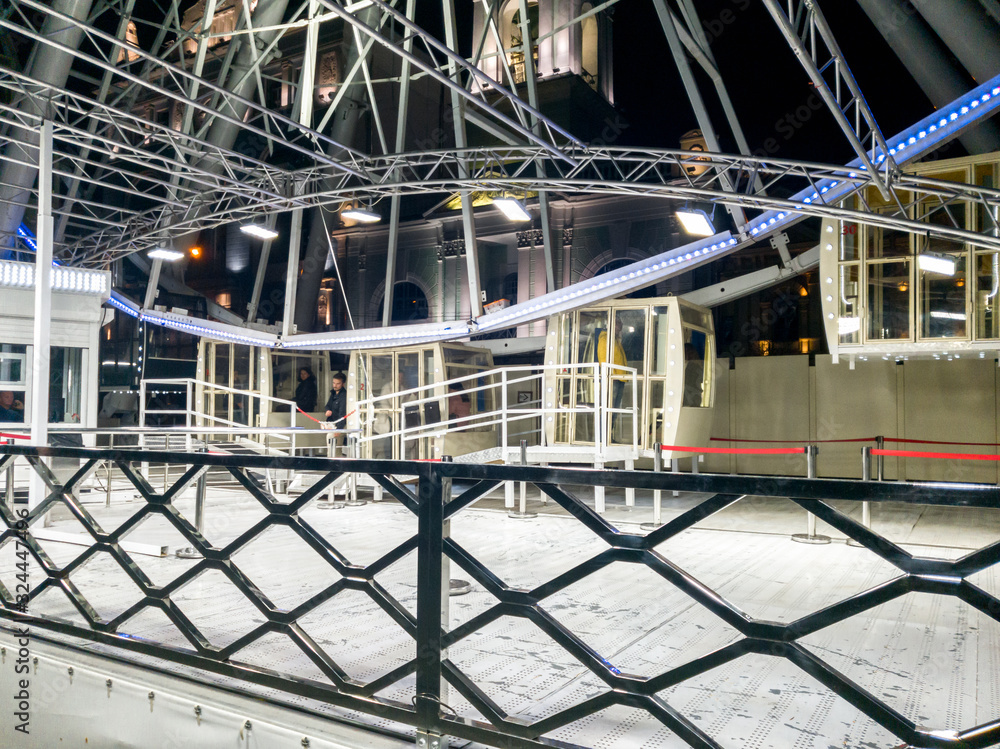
[
  {"xmin": 324, "ymin": 372, "xmax": 348, "ymax": 426},
  {"xmin": 295, "ymin": 367, "xmax": 318, "ymax": 412}
]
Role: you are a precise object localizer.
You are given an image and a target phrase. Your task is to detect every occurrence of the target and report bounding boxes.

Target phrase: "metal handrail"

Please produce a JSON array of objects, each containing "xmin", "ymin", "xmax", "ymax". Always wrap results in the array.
[{"xmin": 355, "ymin": 361, "xmax": 639, "ymax": 462}]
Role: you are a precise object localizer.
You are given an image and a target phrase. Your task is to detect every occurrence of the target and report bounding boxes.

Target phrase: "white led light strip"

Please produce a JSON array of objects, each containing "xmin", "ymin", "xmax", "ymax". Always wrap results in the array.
[{"xmin": 0, "ymin": 259, "xmax": 108, "ymax": 295}]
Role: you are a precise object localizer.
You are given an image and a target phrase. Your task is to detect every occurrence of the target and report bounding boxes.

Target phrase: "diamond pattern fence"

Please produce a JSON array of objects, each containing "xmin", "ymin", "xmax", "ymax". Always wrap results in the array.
[{"xmin": 1, "ymin": 443, "xmax": 999, "ymax": 749}]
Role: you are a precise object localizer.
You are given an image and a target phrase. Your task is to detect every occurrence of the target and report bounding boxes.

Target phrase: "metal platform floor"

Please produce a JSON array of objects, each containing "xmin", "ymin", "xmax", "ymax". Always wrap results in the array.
[{"xmin": 5, "ymin": 485, "xmax": 999, "ymax": 748}]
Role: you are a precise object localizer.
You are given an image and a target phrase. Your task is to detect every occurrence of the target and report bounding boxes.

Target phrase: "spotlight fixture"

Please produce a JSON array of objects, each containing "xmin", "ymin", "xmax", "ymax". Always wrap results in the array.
[
  {"xmin": 917, "ymin": 251, "xmax": 956, "ymax": 276},
  {"xmin": 240, "ymin": 223, "xmax": 279, "ymax": 240},
  {"xmin": 675, "ymin": 208, "xmax": 715, "ymax": 237},
  {"xmin": 341, "ymin": 207, "xmax": 381, "ymax": 223},
  {"xmin": 493, "ymin": 197, "xmax": 531, "ymax": 222},
  {"xmin": 190, "ymin": 246, "xmax": 202, "ymax": 258},
  {"xmin": 148, "ymin": 248, "xmax": 184, "ymax": 261}
]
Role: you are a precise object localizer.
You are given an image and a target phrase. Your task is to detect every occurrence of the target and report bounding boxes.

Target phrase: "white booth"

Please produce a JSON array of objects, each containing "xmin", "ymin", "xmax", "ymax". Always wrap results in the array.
[{"xmin": 0, "ymin": 259, "xmax": 111, "ymax": 434}]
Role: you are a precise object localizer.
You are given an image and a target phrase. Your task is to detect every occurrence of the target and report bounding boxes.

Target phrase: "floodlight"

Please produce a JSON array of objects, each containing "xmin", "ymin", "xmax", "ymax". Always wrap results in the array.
[
  {"xmin": 917, "ymin": 252, "xmax": 956, "ymax": 276},
  {"xmin": 342, "ymin": 207, "xmax": 381, "ymax": 223},
  {"xmin": 493, "ymin": 197, "xmax": 531, "ymax": 222},
  {"xmin": 148, "ymin": 248, "xmax": 184, "ymax": 261},
  {"xmin": 675, "ymin": 208, "xmax": 715, "ymax": 237},
  {"xmin": 240, "ymin": 223, "xmax": 279, "ymax": 240}
]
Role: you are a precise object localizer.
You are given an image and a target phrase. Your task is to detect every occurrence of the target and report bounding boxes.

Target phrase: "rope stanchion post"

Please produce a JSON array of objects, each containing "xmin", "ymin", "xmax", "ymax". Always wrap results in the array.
[
  {"xmin": 177, "ymin": 447, "xmax": 208, "ymax": 560},
  {"xmin": 343, "ymin": 434, "xmax": 367, "ymax": 507},
  {"xmin": 671, "ymin": 456, "xmax": 680, "ymax": 498},
  {"xmin": 876, "ymin": 435, "xmax": 884, "ymax": 480},
  {"xmin": 792, "ymin": 446, "xmax": 831, "ymax": 545},
  {"xmin": 847, "ymin": 446, "xmax": 874, "ymax": 548},
  {"xmin": 640, "ymin": 443, "xmax": 663, "ymax": 532},
  {"xmin": 509, "ymin": 440, "xmax": 537, "ymax": 519}
]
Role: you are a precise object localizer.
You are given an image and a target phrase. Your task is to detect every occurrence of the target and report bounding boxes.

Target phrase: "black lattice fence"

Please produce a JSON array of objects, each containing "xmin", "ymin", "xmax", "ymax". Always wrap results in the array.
[{"xmin": 1, "ymin": 444, "xmax": 999, "ymax": 748}]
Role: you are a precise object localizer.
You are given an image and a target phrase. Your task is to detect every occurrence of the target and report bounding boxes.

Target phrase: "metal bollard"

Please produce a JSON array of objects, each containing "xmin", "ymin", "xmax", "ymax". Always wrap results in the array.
[
  {"xmin": 847, "ymin": 446, "xmax": 874, "ymax": 548},
  {"xmin": 508, "ymin": 439, "xmax": 537, "ymax": 519},
  {"xmin": 792, "ymin": 445, "xmax": 831, "ymax": 545},
  {"xmin": 876, "ymin": 435, "xmax": 884, "ymax": 481},
  {"xmin": 641, "ymin": 443, "xmax": 663, "ymax": 531},
  {"xmin": 177, "ymin": 447, "xmax": 208, "ymax": 559}
]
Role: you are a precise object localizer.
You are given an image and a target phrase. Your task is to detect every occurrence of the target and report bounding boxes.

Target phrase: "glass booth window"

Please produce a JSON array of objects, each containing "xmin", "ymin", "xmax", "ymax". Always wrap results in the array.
[
  {"xmin": 650, "ymin": 307, "xmax": 670, "ymax": 375},
  {"xmin": 867, "ymin": 260, "xmax": 911, "ymax": 340},
  {"xmin": 50, "ymin": 347, "xmax": 83, "ymax": 423},
  {"xmin": 682, "ymin": 328, "xmax": 710, "ymax": 408},
  {"xmin": 919, "ymin": 255, "xmax": 967, "ymax": 339},
  {"xmin": 839, "ymin": 264, "xmax": 861, "ymax": 345},
  {"xmin": 0, "ymin": 343, "xmax": 26, "ymax": 423},
  {"xmin": 976, "ymin": 252, "xmax": 1000, "ymax": 340},
  {"xmin": 0, "ymin": 344, "xmax": 26, "ymax": 386}
]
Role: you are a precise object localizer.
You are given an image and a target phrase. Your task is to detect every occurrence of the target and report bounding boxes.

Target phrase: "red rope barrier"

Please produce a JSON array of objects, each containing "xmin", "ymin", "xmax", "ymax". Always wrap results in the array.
[
  {"xmin": 711, "ymin": 436, "xmax": 876, "ymax": 444},
  {"xmin": 872, "ymin": 448, "xmax": 1000, "ymax": 461},
  {"xmin": 662, "ymin": 444, "xmax": 807, "ymax": 455},
  {"xmin": 295, "ymin": 408, "xmax": 356, "ymax": 426},
  {"xmin": 0, "ymin": 432, "xmax": 29, "ymax": 440},
  {"xmin": 884, "ymin": 437, "xmax": 1000, "ymax": 447}
]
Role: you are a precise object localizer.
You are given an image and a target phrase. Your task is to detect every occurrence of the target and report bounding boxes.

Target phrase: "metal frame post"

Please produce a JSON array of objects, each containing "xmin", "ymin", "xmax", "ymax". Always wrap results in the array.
[
  {"xmin": 508, "ymin": 439, "xmax": 536, "ymax": 519},
  {"xmin": 4, "ymin": 439, "xmax": 13, "ymax": 509},
  {"xmin": 641, "ymin": 443, "xmax": 663, "ymax": 531},
  {"xmin": 415, "ymin": 464, "xmax": 446, "ymax": 749},
  {"xmin": 176, "ymin": 447, "xmax": 208, "ymax": 559},
  {"xmin": 344, "ymin": 434, "xmax": 367, "ymax": 507},
  {"xmin": 29, "ymin": 118, "xmax": 54, "ymax": 511}
]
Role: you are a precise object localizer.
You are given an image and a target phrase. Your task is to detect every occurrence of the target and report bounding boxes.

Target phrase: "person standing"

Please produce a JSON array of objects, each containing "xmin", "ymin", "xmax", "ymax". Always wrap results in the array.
[
  {"xmin": 295, "ymin": 367, "xmax": 318, "ymax": 412},
  {"xmin": 324, "ymin": 372, "xmax": 349, "ymax": 455},
  {"xmin": 324, "ymin": 372, "xmax": 347, "ymax": 425}
]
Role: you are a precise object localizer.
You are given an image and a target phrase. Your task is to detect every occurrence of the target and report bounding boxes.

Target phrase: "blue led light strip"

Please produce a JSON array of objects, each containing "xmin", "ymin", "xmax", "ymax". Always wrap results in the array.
[
  {"xmin": 17, "ymin": 223, "xmax": 37, "ymax": 252},
  {"xmin": 478, "ymin": 73, "xmax": 1000, "ymax": 335}
]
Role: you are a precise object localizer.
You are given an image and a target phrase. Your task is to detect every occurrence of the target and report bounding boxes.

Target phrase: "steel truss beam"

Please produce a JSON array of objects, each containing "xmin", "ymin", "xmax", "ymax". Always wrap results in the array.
[
  {"xmin": 761, "ymin": 0, "xmax": 897, "ymax": 199},
  {"xmin": 63, "ymin": 144, "xmax": 1000, "ymax": 268}
]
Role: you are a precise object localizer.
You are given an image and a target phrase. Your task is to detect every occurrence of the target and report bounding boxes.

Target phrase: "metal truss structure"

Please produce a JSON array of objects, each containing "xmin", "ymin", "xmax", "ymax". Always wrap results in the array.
[
  {"xmin": 0, "ymin": 0, "xmax": 999, "ymax": 343},
  {"xmin": 2, "ymin": 443, "xmax": 1000, "ymax": 748}
]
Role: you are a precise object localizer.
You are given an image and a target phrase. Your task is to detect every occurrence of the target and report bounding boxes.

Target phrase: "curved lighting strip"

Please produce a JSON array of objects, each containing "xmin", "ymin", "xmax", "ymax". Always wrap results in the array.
[
  {"xmin": 139, "ymin": 309, "xmax": 279, "ymax": 348},
  {"xmin": 283, "ymin": 322, "xmax": 470, "ymax": 349},
  {"xmin": 478, "ymin": 234, "xmax": 738, "ymax": 332}
]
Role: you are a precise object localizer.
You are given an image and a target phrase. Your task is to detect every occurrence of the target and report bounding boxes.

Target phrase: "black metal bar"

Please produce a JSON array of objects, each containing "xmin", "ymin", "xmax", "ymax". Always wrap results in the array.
[
  {"xmin": 4, "ymin": 443, "xmax": 1000, "ymax": 508},
  {"xmin": 443, "ymin": 478, "xmax": 502, "ymax": 519},
  {"xmin": 414, "ymin": 464, "xmax": 445, "ymax": 737},
  {"xmin": 641, "ymin": 493, "xmax": 744, "ymax": 549}
]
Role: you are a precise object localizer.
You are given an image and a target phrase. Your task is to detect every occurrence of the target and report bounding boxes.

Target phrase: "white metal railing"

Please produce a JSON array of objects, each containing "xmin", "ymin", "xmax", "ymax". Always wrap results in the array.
[
  {"xmin": 355, "ymin": 362, "xmax": 638, "ymax": 463},
  {"xmin": 140, "ymin": 377, "xmax": 319, "ymax": 434}
]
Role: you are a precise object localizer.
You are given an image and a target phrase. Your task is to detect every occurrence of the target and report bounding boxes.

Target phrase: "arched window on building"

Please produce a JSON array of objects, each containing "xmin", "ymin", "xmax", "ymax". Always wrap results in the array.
[
  {"xmin": 376, "ymin": 281, "xmax": 430, "ymax": 324},
  {"xmin": 502, "ymin": 272, "xmax": 519, "ymax": 306},
  {"xmin": 502, "ymin": 0, "xmax": 539, "ymax": 84},
  {"xmin": 596, "ymin": 259, "xmax": 657, "ymax": 299}
]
